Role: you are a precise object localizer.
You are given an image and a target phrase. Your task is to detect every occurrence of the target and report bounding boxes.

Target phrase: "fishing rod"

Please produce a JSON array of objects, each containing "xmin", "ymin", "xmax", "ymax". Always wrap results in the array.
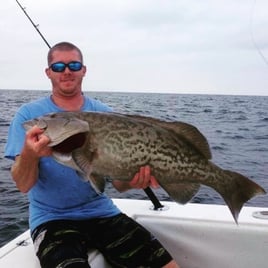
[
  {"xmin": 15, "ymin": 0, "xmax": 164, "ymax": 211},
  {"xmin": 250, "ymin": 0, "xmax": 268, "ymax": 67},
  {"xmin": 15, "ymin": 0, "xmax": 51, "ymax": 48}
]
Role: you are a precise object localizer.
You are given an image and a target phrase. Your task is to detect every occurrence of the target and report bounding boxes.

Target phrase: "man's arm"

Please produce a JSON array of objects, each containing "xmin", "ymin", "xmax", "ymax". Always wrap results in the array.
[{"xmin": 11, "ymin": 126, "xmax": 52, "ymax": 193}]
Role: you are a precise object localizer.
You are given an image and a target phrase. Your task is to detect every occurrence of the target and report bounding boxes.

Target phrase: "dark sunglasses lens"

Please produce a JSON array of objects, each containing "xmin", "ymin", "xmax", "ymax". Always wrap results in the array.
[
  {"xmin": 68, "ymin": 62, "xmax": 83, "ymax": 71},
  {"xmin": 50, "ymin": 62, "xmax": 83, "ymax": 72},
  {"xmin": 51, "ymin": 62, "xmax": 66, "ymax": 72}
]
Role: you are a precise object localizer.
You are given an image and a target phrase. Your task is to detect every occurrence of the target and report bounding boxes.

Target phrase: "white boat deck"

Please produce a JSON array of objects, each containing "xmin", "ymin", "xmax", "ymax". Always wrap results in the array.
[{"xmin": 1, "ymin": 199, "xmax": 267, "ymax": 268}]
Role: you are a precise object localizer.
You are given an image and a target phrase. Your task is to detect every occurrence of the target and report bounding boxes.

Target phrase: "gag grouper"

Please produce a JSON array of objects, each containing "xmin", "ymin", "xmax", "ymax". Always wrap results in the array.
[{"xmin": 24, "ymin": 111, "xmax": 266, "ymax": 223}]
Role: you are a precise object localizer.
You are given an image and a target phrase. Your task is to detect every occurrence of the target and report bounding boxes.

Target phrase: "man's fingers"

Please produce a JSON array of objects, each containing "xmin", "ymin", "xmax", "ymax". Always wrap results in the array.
[
  {"xmin": 130, "ymin": 172, "xmax": 140, "ymax": 187},
  {"xmin": 150, "ymin": 176, "xmax": 160, "ymax": 188},
  {"xmin": 24, "ymin": 126, "xmax": 52, "ymax": 156},
  {"xmin": 130, "ymin": 166, "xmax": 159, "ymax": 189}
]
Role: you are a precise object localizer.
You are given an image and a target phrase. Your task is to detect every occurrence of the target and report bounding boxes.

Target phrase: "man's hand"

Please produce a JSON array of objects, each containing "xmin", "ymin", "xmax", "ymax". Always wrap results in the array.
[
  {"xmin": 130, "ymin": 165, "xmax": 159, "ymax": 189},
  {"xmin": 23, "ymin": 125, "xmax": 52, "ymax": 158},
  {"xmin": 112, "ymin": 165, "xmax": 159, "ymax": 192},
  {"xmin": 11, "ymin": 126, "xmax": 52, "ymax": 193}
]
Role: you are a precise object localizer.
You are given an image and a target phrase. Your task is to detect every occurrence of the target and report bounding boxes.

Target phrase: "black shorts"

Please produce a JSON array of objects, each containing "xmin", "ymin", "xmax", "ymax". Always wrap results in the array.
[{"xmin": 31, "ymin": 213, "xmax": 173, "ymax": 268}]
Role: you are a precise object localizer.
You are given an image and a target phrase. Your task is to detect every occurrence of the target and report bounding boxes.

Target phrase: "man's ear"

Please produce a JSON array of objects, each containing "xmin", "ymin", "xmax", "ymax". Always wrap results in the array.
[
  {"xmin": 45, "ymin": 67, "xmax": 51, "ymax": 78},
  {"xmin": 82, "ymin": 65, "xmax": 87, "ymax": 76}
]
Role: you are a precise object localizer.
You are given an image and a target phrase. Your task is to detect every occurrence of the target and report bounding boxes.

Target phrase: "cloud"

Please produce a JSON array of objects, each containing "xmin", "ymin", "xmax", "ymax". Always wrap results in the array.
[{"xmin": 1, "ymin": 0, "xmax": 268, "ymax": 95}]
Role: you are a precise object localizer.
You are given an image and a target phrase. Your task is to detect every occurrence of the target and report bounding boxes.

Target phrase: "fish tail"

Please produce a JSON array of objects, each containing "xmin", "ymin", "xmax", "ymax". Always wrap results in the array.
[{"xmin": 218, "ymin": 170, "xmax": 266, "ymax": 223}]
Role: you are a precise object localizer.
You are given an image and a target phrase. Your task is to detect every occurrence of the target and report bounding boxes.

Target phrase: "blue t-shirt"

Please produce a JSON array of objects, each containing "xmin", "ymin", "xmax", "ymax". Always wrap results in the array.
[{"xmin": 5, "ymin": 95, "xmax": 120, "ymax": 231}]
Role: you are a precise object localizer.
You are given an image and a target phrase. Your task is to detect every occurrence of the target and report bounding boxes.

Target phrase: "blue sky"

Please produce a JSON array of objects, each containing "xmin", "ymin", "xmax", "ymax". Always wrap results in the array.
[{"xmin": 1, "ymin": 0, "xmax": 268, "ymax": 95}]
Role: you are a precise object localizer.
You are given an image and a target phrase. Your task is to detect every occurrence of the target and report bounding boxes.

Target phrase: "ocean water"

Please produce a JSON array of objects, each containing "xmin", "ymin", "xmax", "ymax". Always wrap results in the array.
[{"xmin": 0, "ymin": 90, "xmax": 267, "ymax": 247}]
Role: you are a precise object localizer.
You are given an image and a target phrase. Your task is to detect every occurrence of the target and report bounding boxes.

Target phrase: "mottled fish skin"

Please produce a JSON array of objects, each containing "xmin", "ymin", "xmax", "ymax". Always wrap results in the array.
[{"xmin": 24, "ymin": 111, "xmax": 266, "ymax": 223}]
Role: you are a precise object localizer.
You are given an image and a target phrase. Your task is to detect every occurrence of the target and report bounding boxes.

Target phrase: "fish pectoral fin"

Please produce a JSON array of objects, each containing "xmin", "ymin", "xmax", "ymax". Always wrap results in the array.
[
  {"xmin": 89, "ymin": 173, "xmax": 106, "ymax": 193},
  {"xmin": 72, "ymin": 150, "xmax": 105, "ymax": 194},
  {"xmin": 162, "ymin": 183, "xmax": 200, "ymax": 204},
  {"xmin": 72, "ymin": 150, "xmax": 93, "ymax": 175}
]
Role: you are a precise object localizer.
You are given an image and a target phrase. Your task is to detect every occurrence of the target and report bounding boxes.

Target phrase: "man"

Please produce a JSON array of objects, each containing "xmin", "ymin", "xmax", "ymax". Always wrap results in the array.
[{"xmin": 5, "ymin": 42, "xmax": 180, "ymax": 268}]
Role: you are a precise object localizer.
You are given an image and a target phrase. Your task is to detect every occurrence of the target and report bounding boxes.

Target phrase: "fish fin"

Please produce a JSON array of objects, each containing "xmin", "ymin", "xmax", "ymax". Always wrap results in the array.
[
  {"xmin": 72, "ymin": 150, "xmax": 93, "ymax": 174},
  {"xmin": 216, "ymin": 169, "xmax": 266, "ymax": 223},
  {"xmin": 121, "ymin": 114, "xmax": 211, "ymax": 159},
  {"xmin": 162, "ymin": 183, "xmax": 200, "ymax": 204},
  {"xmin": 89, "ymin": 173, "xmax": 106, "ymax": 193},
  {"xmin": 52, "ymin": 151, "xmax": 86, "ymax": 174},
  {"xmin": 72, "ymin": 149, "xmax": 105, "ymax": 194}
]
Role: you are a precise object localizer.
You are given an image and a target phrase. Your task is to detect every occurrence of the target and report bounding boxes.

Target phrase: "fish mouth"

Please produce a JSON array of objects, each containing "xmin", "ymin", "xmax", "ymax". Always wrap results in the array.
[{"xmin": 51, "ymin": 132, "xmax": 87, "ymax": 153}]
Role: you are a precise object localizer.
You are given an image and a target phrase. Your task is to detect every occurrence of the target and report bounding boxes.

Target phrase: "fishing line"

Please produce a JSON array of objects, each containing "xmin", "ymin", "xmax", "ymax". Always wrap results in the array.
[
  {"xmin": 15, "ymin": 0, "xmax": 51, "ymax": 48},
  {"xmin": 250, "ymin": 0, "xmax": 268, "ymax": 66}
]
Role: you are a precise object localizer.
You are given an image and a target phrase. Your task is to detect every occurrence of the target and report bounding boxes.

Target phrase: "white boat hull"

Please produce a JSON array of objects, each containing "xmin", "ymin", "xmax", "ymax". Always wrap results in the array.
[{"xmin": 1, "ymin": 199, "xmax": 267, "ymax": 268}]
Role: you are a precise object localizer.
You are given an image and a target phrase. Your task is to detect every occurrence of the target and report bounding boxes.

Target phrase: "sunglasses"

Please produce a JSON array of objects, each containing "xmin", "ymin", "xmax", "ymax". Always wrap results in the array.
[{"xmin": 50, "ymin": 61, "xmax": 83, "ymax": 72}]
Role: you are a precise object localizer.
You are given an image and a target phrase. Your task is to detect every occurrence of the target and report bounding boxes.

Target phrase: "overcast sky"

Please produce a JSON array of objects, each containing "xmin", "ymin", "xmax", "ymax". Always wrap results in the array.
[{"xmin": 1, "ymin": 0, "xmax": 268, "ymax": 95}]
